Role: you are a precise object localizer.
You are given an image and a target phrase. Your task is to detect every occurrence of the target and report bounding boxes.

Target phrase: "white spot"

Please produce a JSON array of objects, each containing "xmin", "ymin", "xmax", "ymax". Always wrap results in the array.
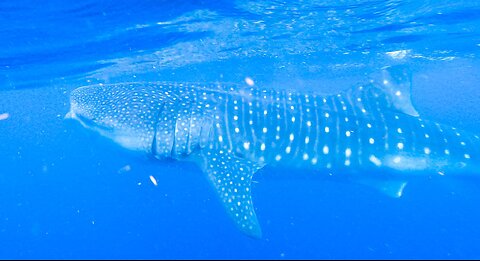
[
  {"xmin": 345, "ymin": 160, "xmax": 351, "ymax": 166},
  {"xmin": 263, "ymin": 127, "xmax": 268, "ymax": 133},
  {"xmin": 424, "ymin": 147, "xmax": 431, "ymax": 155},
  {"xmin": 285, "ymin": 146, "xmax": 291, "ymax": 154},
  {"xmin": 323, "ymin": 145, "xmax": 329, "ymax": 154},
  {"xmin": 311, "ymin": 158, "xmax": 318, "ymax": 165},
  {"xmin": 425, "ymin": 134, "xmax": 429, "ymax": 138},
  {"xmin": 444, "ymin": 149, "xmax": 450, "ymax": 155},
  {"xmin": 245, "ymin": 77, "xmax": 254, "ymax": 86},
  {"xmin": 369, "ymin": 138, "xmax": 375, "ymax": 144},
  {"xmin": 218, "ymin": 136, "xmax": 223, "ymax": 142},
  {"xmin": 149, "ymin": 175, "xmax": 158, "ymax": 186},
  {"xmin": 260, "ymin": 143, "xmax": 266, "ymax": 151},
  {"xmin": 291, "ymin": 116, "xmax": 296, "ymax": 123},
  {"xmin": 325, "ymin": 112, "xmax": 330, "ymax": 118},
  {"xmin": 460, "ymin": 141, "xmax": 466, "ymax": 146},
  {"xmin": 345, "ymin": 148, "xmax": 352, "ymax": 157},
  {"xmin": 303, "ymin": 153, "xmax": 309, "ymax": 160},
  {"xmin": 243, "ymin": 142, "xmax": 250, "ymax": 150},
  {"xmin": 306, "ymin": 121, "xmax": 312, "ymax": 127},
  {"xmin": 397, "ymin": 128, "xmax": 403, "ymax": 134},
  {"xmin": 233, "ymin": 115, "xmax": 238, "ymax": 121},
  {"xmin": 393, "ymin": 157, "xmax": 401, "ymax": 164},
  {"xmin": 305, "ymin": 137, "xmax": 310, "ymax": 144},
  {"xmin": 235, "ymin": 127, "xmax": 240, "ymax": 133},
  {"xmin": 369, "ymin": 155, "xmax": 382, "ymax": 166},
  {"xmin": 324, "ymin": 127, "xmax": 330, "ymax": 133},
  {"xmin": 367, "ymin": 123, "xmax": 372, "ymax": 128},
  {"xmin": 289, "ymin": 133, "xmax": 295, "ymax": 141},
  {"xmin": 397, "ymin": 143, "xmax": 404, "ymax": 150},
  {"xmin": 395, "ymin": 91, "xmax": 402, "ymax": 96},
  {"xmin": 275, "ymin": 155, "xmax": 282, "ymax": 161},
  {"xmin": 465, "ymin": 154, "xmax": 471, "ymax": 159},
  {"xmin": 346, "ymin": 131, "xmax": 351, "ymax": 137},
  {"xmin": 383, "ymin": 80, "xmax": 389, "ymax": 85}
]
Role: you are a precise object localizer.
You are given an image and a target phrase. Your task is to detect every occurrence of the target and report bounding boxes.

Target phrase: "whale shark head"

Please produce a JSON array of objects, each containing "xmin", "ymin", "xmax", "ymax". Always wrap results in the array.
[{"xmin": 65, "ymin": 83, "xmax": 167, "ymax": 154}]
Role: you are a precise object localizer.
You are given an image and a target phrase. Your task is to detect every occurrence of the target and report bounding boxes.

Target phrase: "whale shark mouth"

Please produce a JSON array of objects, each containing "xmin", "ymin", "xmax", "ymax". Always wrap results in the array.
[{"xmin": 65, "ymin": 110, "xmax": 114, "ymax": 133}]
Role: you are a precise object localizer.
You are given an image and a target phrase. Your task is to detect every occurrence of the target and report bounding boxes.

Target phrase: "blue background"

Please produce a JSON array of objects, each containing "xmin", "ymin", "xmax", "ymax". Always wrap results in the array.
[{"xmin": 1, "ymin": 0, "xmax": 480, "ymax": 259}]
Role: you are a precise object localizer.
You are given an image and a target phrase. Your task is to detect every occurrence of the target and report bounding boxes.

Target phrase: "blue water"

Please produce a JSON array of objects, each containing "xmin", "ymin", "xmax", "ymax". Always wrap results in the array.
[{"xmin": 1, "ymin": 0, "xmax": 480, "ymax": 259}]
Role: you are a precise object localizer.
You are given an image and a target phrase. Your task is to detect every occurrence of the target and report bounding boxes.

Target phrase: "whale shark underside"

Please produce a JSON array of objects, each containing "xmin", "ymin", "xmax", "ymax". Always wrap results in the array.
[{"xmin": 66, "ymin": 67, "xmax": 480, "ymax": 238}]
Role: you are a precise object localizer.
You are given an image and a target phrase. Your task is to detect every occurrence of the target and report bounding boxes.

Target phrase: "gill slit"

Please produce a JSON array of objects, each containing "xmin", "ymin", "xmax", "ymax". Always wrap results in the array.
[{"xmin": 151, "ymin": 102, "xmax": 166, "ymax": 156}]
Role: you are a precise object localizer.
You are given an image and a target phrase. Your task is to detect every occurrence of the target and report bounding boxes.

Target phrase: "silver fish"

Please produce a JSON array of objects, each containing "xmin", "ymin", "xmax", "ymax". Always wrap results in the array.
[{"xmin": 66, "ymin": 66, "xmax": 480, "ymax": 238}]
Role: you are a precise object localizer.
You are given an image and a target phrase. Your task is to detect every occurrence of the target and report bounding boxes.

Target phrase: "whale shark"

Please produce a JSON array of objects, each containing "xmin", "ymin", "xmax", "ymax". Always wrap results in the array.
[{"xmin": 65, "ymin": 66, "xmax": 480, "ymax": 238}]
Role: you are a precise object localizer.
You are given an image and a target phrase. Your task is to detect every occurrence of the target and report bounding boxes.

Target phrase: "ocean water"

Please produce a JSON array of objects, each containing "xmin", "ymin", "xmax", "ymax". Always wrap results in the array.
[{"xmin": 1, "ymin": 0, "xmax": 480, "ymax": 259}]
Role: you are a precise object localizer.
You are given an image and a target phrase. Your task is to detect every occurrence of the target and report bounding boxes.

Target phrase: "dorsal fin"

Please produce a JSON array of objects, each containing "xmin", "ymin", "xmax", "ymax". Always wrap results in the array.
[
  {"xmin": 323, "ymin": 65, "xmax": 419, "ymax": 118},
  {"xmin": 378, "ymin": 65, "xmax": 419, "ymax": 117}
]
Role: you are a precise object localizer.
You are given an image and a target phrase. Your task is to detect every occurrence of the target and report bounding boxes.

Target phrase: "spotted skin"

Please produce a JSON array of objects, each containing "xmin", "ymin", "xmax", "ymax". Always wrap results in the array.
[{"xmin": 66, "ymin": 76, "xmax": 480, "ymax": 238}]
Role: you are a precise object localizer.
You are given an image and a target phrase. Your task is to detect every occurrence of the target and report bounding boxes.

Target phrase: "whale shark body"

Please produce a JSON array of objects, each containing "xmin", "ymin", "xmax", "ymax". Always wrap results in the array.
[{"xmin": 66, "ymin": 67, "xmax": 480, "ymax": 238}]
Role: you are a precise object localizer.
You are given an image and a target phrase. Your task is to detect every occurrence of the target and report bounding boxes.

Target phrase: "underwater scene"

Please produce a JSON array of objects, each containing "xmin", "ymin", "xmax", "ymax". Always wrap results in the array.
[{"xmin": 1, "ymin": 0, "xmax": 480, "ymax": 259}]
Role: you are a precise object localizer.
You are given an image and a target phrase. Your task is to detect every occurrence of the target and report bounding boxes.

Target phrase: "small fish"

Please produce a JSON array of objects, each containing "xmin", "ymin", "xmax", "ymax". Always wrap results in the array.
[
  {"xmin": 66, "ymin": 66, "xmax": 480, "ymax": 238},
  {"xmin": 0, "ymin": 113, "xmax": 9, "ymax": 121}
]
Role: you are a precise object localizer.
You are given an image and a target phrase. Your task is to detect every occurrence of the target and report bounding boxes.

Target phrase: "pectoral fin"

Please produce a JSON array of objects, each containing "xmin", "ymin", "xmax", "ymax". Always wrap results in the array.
[
  {"xmin": 355, "ymin": 178, "xmax": 408, "ymax": 198},
  {"xmin": 195, "ymin": 149, "xmax": 264, "ymax": 238}
]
